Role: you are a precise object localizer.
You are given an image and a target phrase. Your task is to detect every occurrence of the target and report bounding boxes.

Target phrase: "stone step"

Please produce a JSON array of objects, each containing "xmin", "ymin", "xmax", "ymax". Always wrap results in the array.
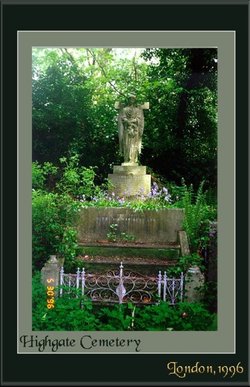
[
  {"xmin": 79, "ymin": 242, "xmax": 181, "ymax": 249},
  {"xmin": 79, "ymin": 245, "xmax": 180, "ymax": 260},
  {"xmin": 78, "ymin": 255, "xmax": 177, "ymax": 266},
  {"xmin": 77, "ymin": 256, "xmax": 177, "ymax": 275}
]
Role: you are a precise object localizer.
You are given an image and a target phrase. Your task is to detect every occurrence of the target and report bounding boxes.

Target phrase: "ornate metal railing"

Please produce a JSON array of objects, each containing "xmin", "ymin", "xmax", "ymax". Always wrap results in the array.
[{"xmin": 59, "ymin": 263, "xmax": 184, "ymax": 305}]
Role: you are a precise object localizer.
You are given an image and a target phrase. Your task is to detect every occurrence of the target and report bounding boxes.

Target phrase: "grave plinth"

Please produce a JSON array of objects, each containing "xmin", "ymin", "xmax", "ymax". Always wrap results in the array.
[
  {"xmin": 41, "ymin": 255, "xmax": 60, "ymax": 287},
  {"xmin": 76, "ymin": 207, "xmax": 184, "ymax": 244},
  {"xmin": 108, "ymin": 164, "xmax": 151, "ymax": 197}
]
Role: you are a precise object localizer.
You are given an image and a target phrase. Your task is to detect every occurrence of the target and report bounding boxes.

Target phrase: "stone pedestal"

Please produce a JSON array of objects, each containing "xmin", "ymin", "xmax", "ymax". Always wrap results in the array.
[
  {"xmin": 185, "ymin": 266, "xmax": 205, "ymax": 302},
  {"xmin": 108, "ymin": 164, "xmax": 151, "ymax": 197},
  {"xmin": 41, "ymin": 255, "xmax": 60, "ymax": 287}
]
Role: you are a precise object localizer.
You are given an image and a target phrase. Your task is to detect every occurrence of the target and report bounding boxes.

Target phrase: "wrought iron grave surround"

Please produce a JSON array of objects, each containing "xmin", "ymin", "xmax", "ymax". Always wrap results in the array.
[{"xmin": 59, "ymin": 263, "xmax": 184, "ymax": 305}]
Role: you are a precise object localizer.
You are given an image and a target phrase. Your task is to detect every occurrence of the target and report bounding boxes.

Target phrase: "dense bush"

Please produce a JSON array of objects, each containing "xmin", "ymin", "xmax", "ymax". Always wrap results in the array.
[{"xmin": 32, "ymin": 191, "xmax": 80, "ymax": 270}]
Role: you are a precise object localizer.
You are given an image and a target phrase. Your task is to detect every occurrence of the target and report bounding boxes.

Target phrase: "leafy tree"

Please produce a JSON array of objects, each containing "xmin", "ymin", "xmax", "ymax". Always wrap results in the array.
[
  {"xmin": 32, "ymin": 49, "xmax": 96, "ymax": 166},
  {"xmin": 141, "ymin": 48, "xmax": 217, "ymax": 189}
]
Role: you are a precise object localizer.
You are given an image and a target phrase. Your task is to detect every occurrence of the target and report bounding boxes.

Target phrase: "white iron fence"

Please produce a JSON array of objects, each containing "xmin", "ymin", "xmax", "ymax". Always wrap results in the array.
[{"xmin": 59, "ymin": 263, "xmax": 184, "ymax": 305}]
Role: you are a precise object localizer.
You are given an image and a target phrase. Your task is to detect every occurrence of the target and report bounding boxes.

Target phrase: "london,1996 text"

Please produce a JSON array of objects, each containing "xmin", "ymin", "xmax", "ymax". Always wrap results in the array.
[{"xmin": 167, "ymin": 361, "xmax": 244, "ymax": 379}]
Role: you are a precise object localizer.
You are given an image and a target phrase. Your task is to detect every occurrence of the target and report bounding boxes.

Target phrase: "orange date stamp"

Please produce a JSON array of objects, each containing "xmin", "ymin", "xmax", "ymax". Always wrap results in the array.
[{"xmin": 46, "ymin": 278, "xmax": 55, "ymax": 309}]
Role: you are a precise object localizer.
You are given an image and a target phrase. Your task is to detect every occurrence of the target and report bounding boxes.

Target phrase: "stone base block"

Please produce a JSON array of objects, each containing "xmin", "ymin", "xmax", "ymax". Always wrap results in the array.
[
  {"xmin": 108, "ymin": 165, "xmax": 151, "ymax": 197},
  {"xmin": 113, "ymin": 165, "xmax": 146, "ymax": 175}
]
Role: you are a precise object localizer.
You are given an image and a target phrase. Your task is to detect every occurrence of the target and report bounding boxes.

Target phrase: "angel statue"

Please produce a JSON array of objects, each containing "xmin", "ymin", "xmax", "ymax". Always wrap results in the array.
[{"xmin": 115, "ymin": 95, "xmax": 149, "ymax": 165}]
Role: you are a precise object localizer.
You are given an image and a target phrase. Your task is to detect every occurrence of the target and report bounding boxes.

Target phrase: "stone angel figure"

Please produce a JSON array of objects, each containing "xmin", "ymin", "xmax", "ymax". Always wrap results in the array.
[{"xmin": 115, "ymin": 95, "xmax": 149, "ymax": 165}]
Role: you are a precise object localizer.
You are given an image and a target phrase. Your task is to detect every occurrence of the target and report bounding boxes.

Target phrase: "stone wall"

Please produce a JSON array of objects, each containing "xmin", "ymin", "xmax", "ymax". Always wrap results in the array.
[{"xmin": 76, "ymin": 207, "xmax": 184, "ymax": 244}]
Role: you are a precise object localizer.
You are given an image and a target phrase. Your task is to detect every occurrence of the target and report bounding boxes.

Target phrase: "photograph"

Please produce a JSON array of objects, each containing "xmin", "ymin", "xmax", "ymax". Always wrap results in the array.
[
  {"xmin": 32, "ymin": 46, "xmax": 218, "ymax": 332},
  {"xmin": 1, "ymin": 0, "xmax": 248, "ymax": 385}
]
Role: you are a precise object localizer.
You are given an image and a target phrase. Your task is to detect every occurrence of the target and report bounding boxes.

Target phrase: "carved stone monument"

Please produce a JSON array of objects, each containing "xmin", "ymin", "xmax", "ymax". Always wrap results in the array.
[{"xmin": 108, "ymin": 95, "xmax": 151, "ymax": 197}]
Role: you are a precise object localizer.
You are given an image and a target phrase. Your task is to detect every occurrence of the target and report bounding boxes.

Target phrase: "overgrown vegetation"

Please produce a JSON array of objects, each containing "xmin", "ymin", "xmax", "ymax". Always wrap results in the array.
[{"xmin": 32, "ymin": 160, "xmax": 216, "ymax": 270}]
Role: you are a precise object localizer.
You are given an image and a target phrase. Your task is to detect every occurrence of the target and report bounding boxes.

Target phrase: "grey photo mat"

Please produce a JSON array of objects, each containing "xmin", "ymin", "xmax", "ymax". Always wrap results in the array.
[{"xmin": 18, "ymin": 30, "xmax": 235, "ymax": 353}]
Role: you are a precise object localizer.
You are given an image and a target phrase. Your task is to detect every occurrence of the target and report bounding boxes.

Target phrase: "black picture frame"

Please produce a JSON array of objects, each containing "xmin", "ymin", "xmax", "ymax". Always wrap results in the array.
[{"xmin": 1, "ymin": 0, "xmax": 249, "ymax": 385}]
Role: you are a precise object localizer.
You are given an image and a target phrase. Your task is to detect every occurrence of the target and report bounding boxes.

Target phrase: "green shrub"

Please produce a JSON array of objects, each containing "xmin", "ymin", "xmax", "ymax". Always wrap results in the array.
[
  {"xmin": 32, "ymin": 191, "xmax": 80, "ymax": 270},
  {"xmin": 96, "ymin": 304, "xmax": 134, "ymax": 331},
  {"xmin": 56, "ymin": 154, "xmax": 97, "ymax": 198},
  {"xmin": 134, "ymin": 301, "xmax": 215, "ymax": 331},
  {"xmin": 166, "ymin": 253, "xmax": 204, "ymax": 277},
  {"xmin": 32, "ymin": 161, "xmax": 58, "ymax": 190},
  {"xmin": 32, "ymin": 162, "xmax": 46, "ymax": 190},
  {"xmin": 173, "ymin": 180, "xmax": 216, "ymax": 251}
]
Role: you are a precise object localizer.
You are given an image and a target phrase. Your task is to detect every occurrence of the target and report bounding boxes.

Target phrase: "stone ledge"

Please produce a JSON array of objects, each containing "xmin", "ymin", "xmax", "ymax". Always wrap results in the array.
[
  {"xmin": 78, "ymin": 256, "xmax": 178, "ymax": 266},
  {"xmin": 79, "ymin": 242, "xmax": 181, "ymax": 249}
]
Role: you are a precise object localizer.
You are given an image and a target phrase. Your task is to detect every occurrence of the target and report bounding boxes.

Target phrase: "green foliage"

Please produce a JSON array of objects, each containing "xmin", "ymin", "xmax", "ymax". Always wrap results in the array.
[
  {"xmin": 134, "ymin": 302, "xmax": 215, "ymax": 331},
  {"xmin": 173, "ymin": 180, "xmax": 216, "ymax": 251},
  {"xmin": 97, "ymin": 305, "xmax": 133, "ymax": 331},
  {"xmin": 142, "ymin": 48, "xmax": 217, "ymax": 188},
  {"xmin": 106, "ymin": 223, "xmax": 136, "ymax": 243},
  {"xmin": 32, "ymin": 49, "xmax": 96, "ymax": 166},
  {"xmin": 32, "ymin": 161, "xmax": 58, "ymax": 190},
  {"xmin": 33, "ymin": 272, "xmax": 99, "ymax": 330},
  {"xmin": 32, "ymin": 190, "xmax": 80, "ymax": 270},
  {"xmin": 57, "ymin": 227, "xmax": 79, "ymax": 271},
  {"xmin": 167, "ymin": 253, "xmax": 203, "ymax": 277},
  {"xmin": 106, "ymin": 223, "xmax": 118, "ymax": 242},
  {"xmin": 120, "ymin": 232, "xmax": 136, "ymax": 243},
  {"xmin": 56, "ymin": 154, "xmax": 97, "ymax": 198},
  {"xmin": 196, "ymin": 281, "xmax": 217, "ymax": 313},
  {"xmin": 32, "ymin": 162, "xmax": 46, "ymax": 189},
  {"xmin": 80, "ymin": 182, "xmax": 172, "ymax": 212},
  {"xmin": 32, "ymin": 156, "xmax": 100, "ymax": 199}
]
